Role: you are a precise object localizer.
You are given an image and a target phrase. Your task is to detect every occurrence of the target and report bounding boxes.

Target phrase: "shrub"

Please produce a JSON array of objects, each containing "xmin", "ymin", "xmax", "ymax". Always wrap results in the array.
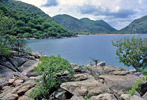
[{"xmin": 30, "ymin": 55, "xmax": 74, "ymax": 99}]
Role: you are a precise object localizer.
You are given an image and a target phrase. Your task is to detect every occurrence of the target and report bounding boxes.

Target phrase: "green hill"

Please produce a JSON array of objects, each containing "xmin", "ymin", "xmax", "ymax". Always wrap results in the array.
[
  {"xmin": 53, "ymin": 14, "xmax": 116, "ymax": 33},
  {"xmin": 0, "ymin": 0, "xmax": 75, "ymax": 39},
  {"xmin": 0, "ymin": 0, "xmax": 51, "ymax": 20},
  {"xmin": 119, "ymin": 15, "xmax": 147, "ymax": 34}
]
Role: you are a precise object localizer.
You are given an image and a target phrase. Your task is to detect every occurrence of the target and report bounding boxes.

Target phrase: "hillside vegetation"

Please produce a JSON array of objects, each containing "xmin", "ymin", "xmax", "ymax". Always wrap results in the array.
[
  {"xmin": 53, "ymin": 14, "xmax": 116, "ymax": 33},
  {"xmin": 0, "ymin": 0, "xmax": 75, "ymax": 39},
  {"xmin": 119, "ymin": 15, "xmax": 147, "ymax": 34}
]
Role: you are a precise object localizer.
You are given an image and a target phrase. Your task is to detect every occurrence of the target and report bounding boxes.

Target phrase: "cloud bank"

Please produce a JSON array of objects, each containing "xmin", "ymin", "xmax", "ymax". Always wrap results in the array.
[{"xmin": 20, "ymin": 0, "xmax": 147, "ymax": 30}]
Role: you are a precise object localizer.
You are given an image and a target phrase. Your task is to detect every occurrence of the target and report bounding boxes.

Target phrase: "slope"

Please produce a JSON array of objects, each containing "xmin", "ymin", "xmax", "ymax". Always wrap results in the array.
[{"xmin": 119, "ymin": 15, "xmax": 147, "ymax": 34}]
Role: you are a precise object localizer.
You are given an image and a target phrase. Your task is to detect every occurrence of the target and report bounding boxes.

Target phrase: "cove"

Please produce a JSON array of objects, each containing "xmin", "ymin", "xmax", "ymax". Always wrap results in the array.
[{"xmin": 27, "ymin": 34, "xmax": 147, "ymax": 69}]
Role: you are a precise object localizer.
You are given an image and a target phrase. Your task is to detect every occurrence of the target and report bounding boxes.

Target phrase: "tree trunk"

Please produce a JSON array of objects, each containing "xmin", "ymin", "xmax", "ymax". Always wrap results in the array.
[{"xmin": 134, "ymin": 66, "xmax": 141, "ymax": 72}]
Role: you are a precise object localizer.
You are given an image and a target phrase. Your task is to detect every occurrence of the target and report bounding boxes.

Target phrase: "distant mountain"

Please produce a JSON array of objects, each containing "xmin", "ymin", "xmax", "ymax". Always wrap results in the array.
[
  {"xmin": 53, "ymin": 14, "xmax": 116, "ymax": 33},
  {"xmin": 119, "ymin": 15, "xmax": 147, "ymax": 34}
]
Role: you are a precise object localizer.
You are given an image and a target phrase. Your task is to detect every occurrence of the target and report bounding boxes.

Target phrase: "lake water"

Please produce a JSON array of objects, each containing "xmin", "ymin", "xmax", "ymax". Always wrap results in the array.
[{"xmin": 27, "ymin": 34, "xmax": 147, "ymax": 69}]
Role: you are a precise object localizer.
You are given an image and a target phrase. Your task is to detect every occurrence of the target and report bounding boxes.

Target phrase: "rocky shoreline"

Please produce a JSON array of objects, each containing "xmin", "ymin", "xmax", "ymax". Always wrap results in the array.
[{"xmin": 0, "ymin": 53, "xmax": 147, "ymax": 100}]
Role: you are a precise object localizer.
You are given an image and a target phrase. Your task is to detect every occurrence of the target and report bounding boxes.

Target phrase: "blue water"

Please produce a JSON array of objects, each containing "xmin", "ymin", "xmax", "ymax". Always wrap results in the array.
[{"xmin": 26, "ymin": 34, "xmax": 147, "ymax": 69}]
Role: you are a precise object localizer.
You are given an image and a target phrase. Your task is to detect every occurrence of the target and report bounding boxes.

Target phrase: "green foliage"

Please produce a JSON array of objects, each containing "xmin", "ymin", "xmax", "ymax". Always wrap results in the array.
[
  {"xmin": 84, "ymin": 95, "xmax": 90, "ymax": 100},
  {"xmin": 53, "ymin": 14, "xmax": 116, "ymax": 33},
  {"xmin": 0, "ymin": 14, "xmax": 30, "ymax": 56},
  {"xmin": 0, "ymin": 1, "xmax": 75, "ymax": 39},
  {"xmin": 142, "ymin": 70, "xmax": 147, "ymax": 75},
  {"xmin": 30, "ymin": 55, "xmax": 74, "ymax": 99},
  {"xmin": 126, "ymin": 76, "xmax": 147, "ymax": 96},
  {"xmin": 112, "ymin": 37, "xmax": 147, "ymax": 72}
]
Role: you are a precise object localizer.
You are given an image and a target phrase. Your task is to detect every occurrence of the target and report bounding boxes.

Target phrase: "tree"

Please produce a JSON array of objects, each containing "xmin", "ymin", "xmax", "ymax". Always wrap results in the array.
[
  {"xmin": 30, "ymin": 55, "xmax": 74, "ymax": 99},
  {"xmin": 112, "ymin": 37, "xmax": 147, "ymax": 72},
  {"xmin": 0, "ymin": 14, "xmax": 14, "ymax": 56}
]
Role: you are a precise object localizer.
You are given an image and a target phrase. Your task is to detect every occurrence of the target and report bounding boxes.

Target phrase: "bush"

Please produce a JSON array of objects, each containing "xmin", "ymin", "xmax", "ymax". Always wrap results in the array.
[
  {"xmin": 30, "ymin": 55, "xmax": 74, "ymax": 99},
  {"xmin": 126, "ymin": 76, "xmax": 147, "ymax": 96},
  {"xmin": 112, "ymin": 37, "xmax": 147, "ymax": 72}
]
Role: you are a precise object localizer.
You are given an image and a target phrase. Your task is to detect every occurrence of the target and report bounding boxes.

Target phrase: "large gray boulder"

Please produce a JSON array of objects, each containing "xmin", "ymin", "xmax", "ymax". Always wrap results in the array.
[
  {"xmin": 0, "ymin": 57, "xmax": 17, "ymax": 72},
  {"xmin": 0, "ymin": 65, "xmax": 15, "ymax": 77},
  {"xmin": 60, "ymin": 75, "xmax": 110, "ymax": 97},
  {"xmin": 99, "ymin": 75, "xmax": 140, "ymax": 94},
  {"xmin": 8, "ymin": 57, "xmax": 28, "ymax": 67}
]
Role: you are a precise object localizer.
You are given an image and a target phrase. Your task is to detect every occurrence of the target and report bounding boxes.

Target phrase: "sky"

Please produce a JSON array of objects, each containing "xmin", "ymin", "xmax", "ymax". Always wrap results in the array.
[{"xmin": 20, "ymin": 0, "xmax": 147, "ymax": 30}]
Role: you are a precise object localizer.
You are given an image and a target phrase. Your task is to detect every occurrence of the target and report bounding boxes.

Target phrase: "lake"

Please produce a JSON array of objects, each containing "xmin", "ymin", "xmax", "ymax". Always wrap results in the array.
[{"xmin": 27, "ymin": 34, "xmax": 147, "ymax": 69}]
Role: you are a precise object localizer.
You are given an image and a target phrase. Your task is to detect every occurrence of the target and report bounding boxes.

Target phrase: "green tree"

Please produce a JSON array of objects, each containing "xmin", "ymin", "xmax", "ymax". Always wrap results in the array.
[
  {"xmin": 112, "ymin": 37, "xmax": 147, "ymax": 72},
  {"xmin": 0, "ymin": 14, "xmax": 14, "ymax": 56},
  {"xmin": 30, "ymin": 55, "xmax": 74, "ymax": 99}
]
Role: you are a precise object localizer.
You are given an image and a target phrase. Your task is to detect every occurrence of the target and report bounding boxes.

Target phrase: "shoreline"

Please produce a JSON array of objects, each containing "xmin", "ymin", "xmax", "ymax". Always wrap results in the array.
[
  {"xmin": 22, "ymin": 34, "xmax": 147, "ymax": 40},
  {"xmin": 78, "ymin": 33, "xmax": 147, "ymax": 35}
]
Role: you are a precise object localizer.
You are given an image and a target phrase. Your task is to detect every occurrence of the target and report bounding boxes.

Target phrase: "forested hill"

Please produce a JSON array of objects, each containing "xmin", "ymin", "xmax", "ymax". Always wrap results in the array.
[
  {"xmin": 0, "ymin": 0, "xmax": 51, "ymax": 20},
  {"xmin": 0, "ymin": 0, "xmax": 75, "ymax": 39},
  {"xmin": 118, "ymin": 15, "xmax": 147, "ymax": 34},
  {"xmin": 53, "ymin": 14, "xmax": 116, "ymax": 33}
]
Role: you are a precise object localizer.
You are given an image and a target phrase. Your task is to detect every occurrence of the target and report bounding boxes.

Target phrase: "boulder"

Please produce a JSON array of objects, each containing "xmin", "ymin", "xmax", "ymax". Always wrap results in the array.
[
  {"xmin": 26, "ymin": 56, "xmax": 36, "ymax": 60},
  {"xmin": 12, "ymin": 80, "xmax": 36, "ymax": 95},
  {"xmin": 103, "ymin": 66, "xmax": 123, "ymax": 74},
  {"xmin": 30, "ymin": 52, "xmax": 42, "ymax": 58},
  {"xmin": 13, "ymin": 80, "xmax": 24, "ymax": 86},
  {"xmin": 60, "ymin": 76, "xmax": 110, "ymax": 97},
  {"xmin": 17, "ymin": 84, "xmax": 32, "ymax": 95},
  {"xmin": 73, "ymin": 66, "xmax": 86, "ymax": 73},
  {"xmin": 8, "ymin": 57, "xmax": 28, "ymax": 68},
  {"xmin": 0, "ymin": 57, "xmax": 17, "ymax": 72},
  {"xmin": 99, "ymin": 75, "xmax": 140, "ymax": 94},
  {"xmin": 0, "ymin": 65, "xmax": 14, "ymax": 77},
  {"xmin": 29, "ymin": 76, "xmax": 42, "ymax": 80},
  {"xmin": 1, "ymin": 93, "xmax": 18, "ymax": 100},
  {"xmin": 85, "ymin": 66, "xmax": 123, "ymax": 77},
  {"xmin": 90, "ymin": 93, "xmax": 117, "ymax": 100},
  {"xmin": 120, "ymin": 94, "xmax": 144, "ymax": 100},
  {"xmin": 21, "ymin": 60, "xmax": 38, "ymax": 71},
  {"xmin": 8, "ymin": 79, "xmax": 15, "ymax": 84},
  {"xmin": 142, "ymin": 92, "xmax": 147, "ymax": 100},
  {"xmin": 18, "ymin": 95, "xmax": 30, "ymax": 100},
  {"xmin": 97, "ymin": 61, "xmax": 106, "ymax": 66},
  {"xmin": 74, "ymin": 73, "xmax": 89, "ymax": 81},
  {"xmin": 112, "ymin": 71, "xmax": 130, "ymax": 75},
  {"xmin": 55, "ymin": 89, "xmax": 67, "ymax": 99},
  {"xmin": 70, "ymin": 96, "xmax": 85, "ymax": 100},
  {"xmin": 25, "ymin": 87, "xmax": 34, "ymax": 96}
]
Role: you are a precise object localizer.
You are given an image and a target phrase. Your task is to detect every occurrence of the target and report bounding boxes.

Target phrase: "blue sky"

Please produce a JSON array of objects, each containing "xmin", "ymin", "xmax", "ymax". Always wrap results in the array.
[{"xmin": 20, "ymin": 0, "xmax": 147, "ymax": 30}]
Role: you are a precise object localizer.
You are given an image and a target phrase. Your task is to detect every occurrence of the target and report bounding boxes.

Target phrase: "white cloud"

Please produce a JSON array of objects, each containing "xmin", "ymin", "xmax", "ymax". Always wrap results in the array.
[{"xmin": 20, "ymin": 0, "xmax": 147, "ymax": 30}]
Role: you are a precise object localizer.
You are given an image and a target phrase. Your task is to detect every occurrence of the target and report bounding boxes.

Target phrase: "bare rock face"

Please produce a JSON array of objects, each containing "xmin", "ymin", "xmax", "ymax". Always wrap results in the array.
[
  {"xmin": 0, "ymin": 57, "xmax": 17, "ymax": 72},
  {"xmin": 99, "ymin": 75, "xmax": 140, "ymax": 94},
  {"xmin": 90, "ymin": 93, "xmax": 117, "ymax": 100},
  {"xmin": 0, "ymin": 65, "xmax": 15, "ymax": 77},
  {"xmin": 8, "ymin": 57, "xmax": 28, "ymax": 68},
  {"xmin": 21, "ymin": 60, "xmax": 38, "ymax": 71},
  {"xmin": 60, "ymin": 75, "xmax": 110, "ymax": 97}
]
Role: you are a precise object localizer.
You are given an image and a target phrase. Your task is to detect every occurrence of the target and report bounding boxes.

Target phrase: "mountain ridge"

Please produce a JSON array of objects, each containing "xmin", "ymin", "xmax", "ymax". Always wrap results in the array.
[
  {"xmin": 53, "ymin": 14, "xmax": 117, "ymax": 33},
  {"xmin": 118, "ymin": 15, "xmax": 147, "ymax": 34}
]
